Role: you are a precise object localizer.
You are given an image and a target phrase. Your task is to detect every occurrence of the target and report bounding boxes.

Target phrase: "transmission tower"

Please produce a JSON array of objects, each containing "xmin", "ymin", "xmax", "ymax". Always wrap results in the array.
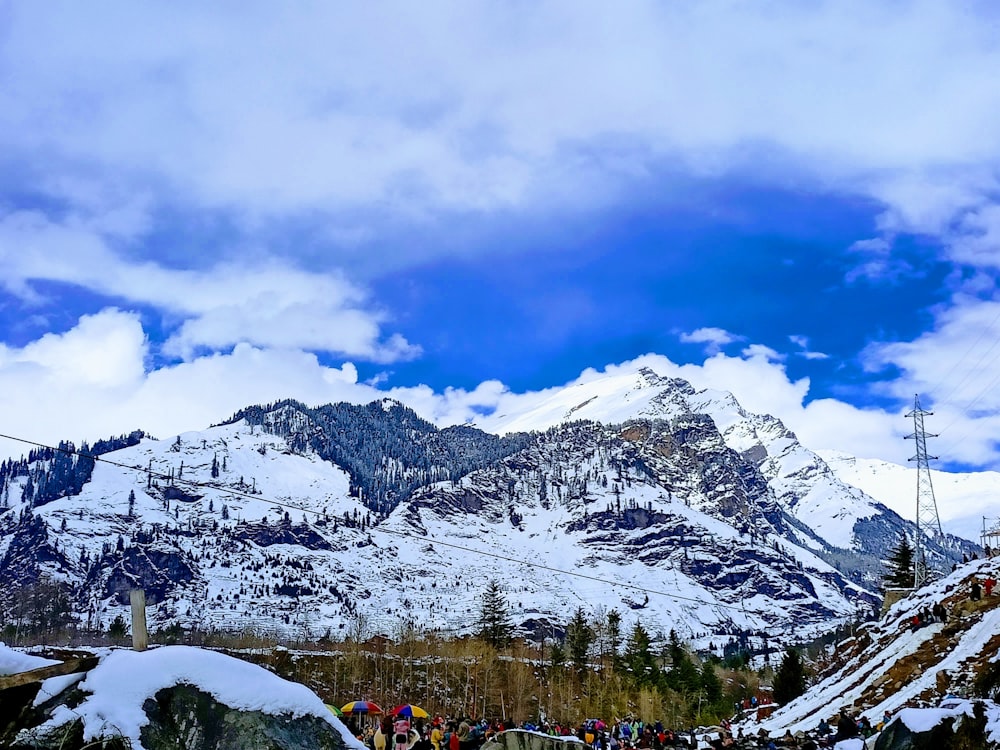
[{"xmin": 904, "ymin": 394, "xmax": 943, "ymax": 588}]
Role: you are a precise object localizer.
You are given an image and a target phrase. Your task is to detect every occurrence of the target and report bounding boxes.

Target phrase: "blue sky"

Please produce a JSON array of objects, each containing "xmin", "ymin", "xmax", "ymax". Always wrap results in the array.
[{"xmin": 1, "ymin": 2, "xmax": 1000, "ymax": 472}]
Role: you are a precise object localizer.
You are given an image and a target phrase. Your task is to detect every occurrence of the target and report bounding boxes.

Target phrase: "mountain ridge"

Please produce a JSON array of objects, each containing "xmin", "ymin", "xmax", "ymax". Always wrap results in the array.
[{"xmin": 0, "ymin": 367, "xmax": 980, "ymax": 652}]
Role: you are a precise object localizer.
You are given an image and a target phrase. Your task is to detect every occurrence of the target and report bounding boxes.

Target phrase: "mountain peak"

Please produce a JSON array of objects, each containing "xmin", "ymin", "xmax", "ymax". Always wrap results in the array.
[{"xmin": 635, "ymin": 366, "xmax": 666, "ymax": 387}]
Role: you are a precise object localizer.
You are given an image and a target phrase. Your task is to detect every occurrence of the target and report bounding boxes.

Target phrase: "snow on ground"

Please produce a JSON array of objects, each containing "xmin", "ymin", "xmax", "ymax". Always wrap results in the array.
[
  {"xmin": 22, "ymin": 645, "xmax": 366, "ymax": 750},
  {"xmin": 818, "ymin": 449, "xmax": 1000, "ymax": 543},
  {"xmin": 0, "ymin": 642, "xmax": 104, "ymax": 708},
  {"xmin": 888, "ymin": 699, "xmax": 1000, "ymax": 746},
  {"xmin": 749, "ymin": 558, "xmax": 1000, "ymax": 739},
  {"xmin": 0, "ymin": 642, "xmax": 59, "ymax": 674}
]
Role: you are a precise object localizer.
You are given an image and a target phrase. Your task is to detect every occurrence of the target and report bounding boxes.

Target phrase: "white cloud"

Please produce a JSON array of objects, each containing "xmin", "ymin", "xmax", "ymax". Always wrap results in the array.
[
  {"xmin": 844, "ymin": 237, "xmax": 917, "ymax": 285},
  {"xmin": 789, "ymin": 335, "xmax": 829, "ymax": 360},
  {"xmin": 740, "ymin": 343, "xmax": 784, "ymax": 362},
  {"xmin": 861, "ymin": 295, "xmax": 1000, "ymax": 466},
  {"xmin": 0, "ymin": 308, "xmax": 146, "ymax": 389},
  {"xmin": 0, "ymin": 211, "xmax": 419, "ymax": 363},
  {"xmin": 679, "ymin": 326, "xmax": 742, "ymax": 354},
  {"xmin": 2, "ymin": 2, "xmax": 1000, "ymax": 261}
]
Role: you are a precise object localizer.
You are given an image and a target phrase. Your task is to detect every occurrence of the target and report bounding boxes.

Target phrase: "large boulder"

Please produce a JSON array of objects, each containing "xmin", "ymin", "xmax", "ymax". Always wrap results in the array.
[
  {"xmin": 6, "ymin": 645, "xmax": 361, "ymax": 750},
  {"xmin": 874, "ymin": 700, "xmax": 995, "ymax": 750},
  {"xmin": 482, "ymin": 729, "xmax": 589, "ymax": 750},
  {"xmin": 139, "ymin": 683, "xmax": 348, "ymax": 750}
]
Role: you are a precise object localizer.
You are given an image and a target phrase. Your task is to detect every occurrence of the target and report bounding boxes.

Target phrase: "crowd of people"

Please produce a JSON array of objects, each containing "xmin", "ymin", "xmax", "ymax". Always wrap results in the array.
[{"xmin": 348, "ymin": 709, "xmax": 885, "ymax": 750}]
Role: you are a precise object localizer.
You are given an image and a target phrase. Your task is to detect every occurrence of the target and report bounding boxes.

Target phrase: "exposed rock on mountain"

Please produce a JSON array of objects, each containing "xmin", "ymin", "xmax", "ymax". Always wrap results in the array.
[{"xmin": 0, "ymin": 368, "xmax": 979, "ymax": 647}]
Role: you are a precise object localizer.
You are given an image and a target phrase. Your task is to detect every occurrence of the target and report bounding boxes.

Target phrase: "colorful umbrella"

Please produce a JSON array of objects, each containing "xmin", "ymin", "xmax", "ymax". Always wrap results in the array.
[
  {"xmin": 390, "ymin": 704, "xmax": 429, "ymax": 718},
  {"xmin": 325, "ymin": 704, "xmax": 345, "ymax": 717},
  {"xmin": 341, "ymin": 700, "xmax": 384, "ymax": 714}
]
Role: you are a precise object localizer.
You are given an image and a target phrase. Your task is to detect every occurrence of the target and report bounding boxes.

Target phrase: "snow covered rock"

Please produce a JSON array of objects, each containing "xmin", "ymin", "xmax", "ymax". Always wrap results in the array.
[
  {"xmin": 7, "ymin": 645, "xmax": 363, "ymax": 750},
  {"xmin": 481, "ymin": 729, "xmax": 588, "ymax": 750},
  {"xmin": 874, "ymin": 699, "xmax": 999, "ymax": 749}
]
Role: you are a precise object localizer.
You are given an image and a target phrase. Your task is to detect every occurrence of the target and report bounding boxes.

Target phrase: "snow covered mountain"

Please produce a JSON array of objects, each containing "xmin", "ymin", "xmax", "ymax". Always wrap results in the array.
[
  {"xmin": 0, "ymin": 368, "xmax": 978, "ymax": 651},
  {"xmin": 480, "ymin": 368, "xmax": 974, "ymax": 575},
  {"xmin": 817, "ymin": 449, "xmax": 1000, "ymax": 546}
]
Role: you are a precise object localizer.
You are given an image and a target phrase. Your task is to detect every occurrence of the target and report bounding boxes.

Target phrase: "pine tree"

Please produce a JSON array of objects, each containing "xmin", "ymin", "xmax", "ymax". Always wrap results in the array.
[
  {"xmin": 475, "ymin": 579, "xmax": 514, "ymax": 648},
  {"xmin": 108, "ymin": 614, "xmax": 129, "ymax": 643},
  {"xmin": 700, "ymin": 658, "xmax": 723, "ymax": 706},
  {"xmin": 665, "ymin": 629, "xmax": 700, "ymax": 693},
  {"xmin": 622, "ymin": 620, "xmax": 657, "ymax": 686},
  {"xmin": 885, "ymin": 534, "xmax": 915, "ymax": 588},
  {"xmin": 772, "ymin": 647, "xmax": 807, "ymax": 705},
  {"xmin": 549, "ymin": 639, "xmax": 566, "ymax": 670},
  {"xmin": 566, "ymin": 606, "xmax": 593, "ymax": 675},
  {"xmin": 605, "ymin": 608, "xmax": 622, "ymax": 671}
]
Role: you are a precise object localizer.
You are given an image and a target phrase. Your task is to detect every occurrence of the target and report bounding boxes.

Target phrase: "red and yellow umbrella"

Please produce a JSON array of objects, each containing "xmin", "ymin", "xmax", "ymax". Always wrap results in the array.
[{"xmin": 341, "ymin": 700, "xmax": 384, "ymax": 715}]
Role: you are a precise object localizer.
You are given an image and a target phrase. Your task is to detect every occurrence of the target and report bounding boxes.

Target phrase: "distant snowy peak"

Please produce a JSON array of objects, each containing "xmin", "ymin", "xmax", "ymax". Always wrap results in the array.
[
  {"xmin": 481, "ymin": 366, "xmax": 716, "ymax": 434},
  {"xmin": 817, "ymin": 449, "xmax": 1000, "ymax": 544},
  {"xmin": 479, "ymin": 365, "xmax": 979, "ymax": 556}
]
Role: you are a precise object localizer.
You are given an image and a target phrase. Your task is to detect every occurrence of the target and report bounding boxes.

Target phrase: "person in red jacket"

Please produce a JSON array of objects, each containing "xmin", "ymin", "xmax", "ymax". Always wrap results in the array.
[{"xmin": 985, "ymin": 576, "xmax": 997, "ymax": 596}]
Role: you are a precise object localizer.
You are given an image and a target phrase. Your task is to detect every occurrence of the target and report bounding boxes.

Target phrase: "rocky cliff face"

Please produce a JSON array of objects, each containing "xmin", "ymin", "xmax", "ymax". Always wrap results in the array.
[{"xmin": 0, "ymin": 369, "xmax": 977, "ymax": 648}]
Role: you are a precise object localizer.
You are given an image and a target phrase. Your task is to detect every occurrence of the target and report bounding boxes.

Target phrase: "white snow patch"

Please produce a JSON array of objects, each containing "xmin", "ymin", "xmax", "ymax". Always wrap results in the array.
[
  {"xmin": 30, "ymin": 645, "xmax": 364, "ymax": 750},
  {"xmin": 0, "ymin": 643, "xmax": 59, "ymax": 675}
]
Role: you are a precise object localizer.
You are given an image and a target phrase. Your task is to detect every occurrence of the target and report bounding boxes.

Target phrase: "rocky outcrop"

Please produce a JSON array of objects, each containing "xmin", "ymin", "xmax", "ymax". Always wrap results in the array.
[
  {"xmin": 101, "ymin": 546, "xmax": 197, "ymax": 605},
  {"xmin": 11, "ymin": 684, "xmax": 349, "ymax": 750},
  {"xmin": 6, "ymin": 646, "xmax": 351, "ymax": 750},
  {"xmin": 235, "ymin": 520, "xmax": 333, "ymax": 551},
  {"xmin": 482, "ymin": 729, "xmax": 588, "ymax": 750},
  {"xmin": 874, "ymin": 701, "xmax": 993, "ymax": 749},
  {"xmin": 139, "ymin": 683, "xmax": 349, "ymax": 750}
]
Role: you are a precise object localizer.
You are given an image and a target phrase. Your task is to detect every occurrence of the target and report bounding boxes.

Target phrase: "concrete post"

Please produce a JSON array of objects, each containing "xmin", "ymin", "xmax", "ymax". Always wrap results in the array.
[{"xmin": 130, "ymin": 589, "xmax": 148, "ymax": 651}]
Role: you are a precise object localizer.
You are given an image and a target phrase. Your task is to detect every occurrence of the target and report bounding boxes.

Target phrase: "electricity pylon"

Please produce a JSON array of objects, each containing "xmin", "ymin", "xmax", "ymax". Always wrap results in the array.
[{"xmin": 904, "ymin": 394, "xmax": 943, "ymax": 588}]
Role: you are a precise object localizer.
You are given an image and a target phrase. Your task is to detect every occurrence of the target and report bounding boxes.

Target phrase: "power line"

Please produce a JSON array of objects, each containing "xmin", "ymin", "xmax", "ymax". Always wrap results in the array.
[
  {"xmin": 929, "ymin": 302, "xmax": 1000, "ymax": 407},
  {"xmin": 0, "ymin": 431, "xmax": 806, "ymax": 621}
]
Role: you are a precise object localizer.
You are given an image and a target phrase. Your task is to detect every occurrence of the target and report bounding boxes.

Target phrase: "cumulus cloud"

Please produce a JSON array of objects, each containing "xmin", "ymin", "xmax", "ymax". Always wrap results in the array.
[
  {"xmin": 678, "ymin": 327, "xmax": 742, "ymax": 354},
  {"xmin": 740, "ymin": 344, "xmax": 784, "ymax": 362},
  {"xmin": 0, "ymin": 211, "xmax": 419, "ymax": 363},
  {"xmin": 2, "ymin": 2, "xmax": 1000, "ymax": 261},
  {"xmin": 0, "ymin": 309, "xmax": 494, "ymax": 461},
  {"xmin": 862, "ymin": 295, "xmax": 1000, "ymax": 466}
]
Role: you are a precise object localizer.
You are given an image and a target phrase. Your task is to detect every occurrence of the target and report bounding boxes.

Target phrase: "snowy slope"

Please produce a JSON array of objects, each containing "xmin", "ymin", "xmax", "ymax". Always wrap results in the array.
[
  {"xmin": 819, "ymin": 449, "xmax": 1000, "ymax": 545},
  {"xmin": 1, "ymin": 413, "xmax": 878, "ymax": 650},
  {"xmin": 372, "ymin": 421, "xmax": 870, "ymax": 647},
  {"xmin": 481, "ymin": 366, "xmax": 974, "ymax": 557},
  {"xmin": 753, "ymin": 556, "xmax": 1000, "ymax": 738}
]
